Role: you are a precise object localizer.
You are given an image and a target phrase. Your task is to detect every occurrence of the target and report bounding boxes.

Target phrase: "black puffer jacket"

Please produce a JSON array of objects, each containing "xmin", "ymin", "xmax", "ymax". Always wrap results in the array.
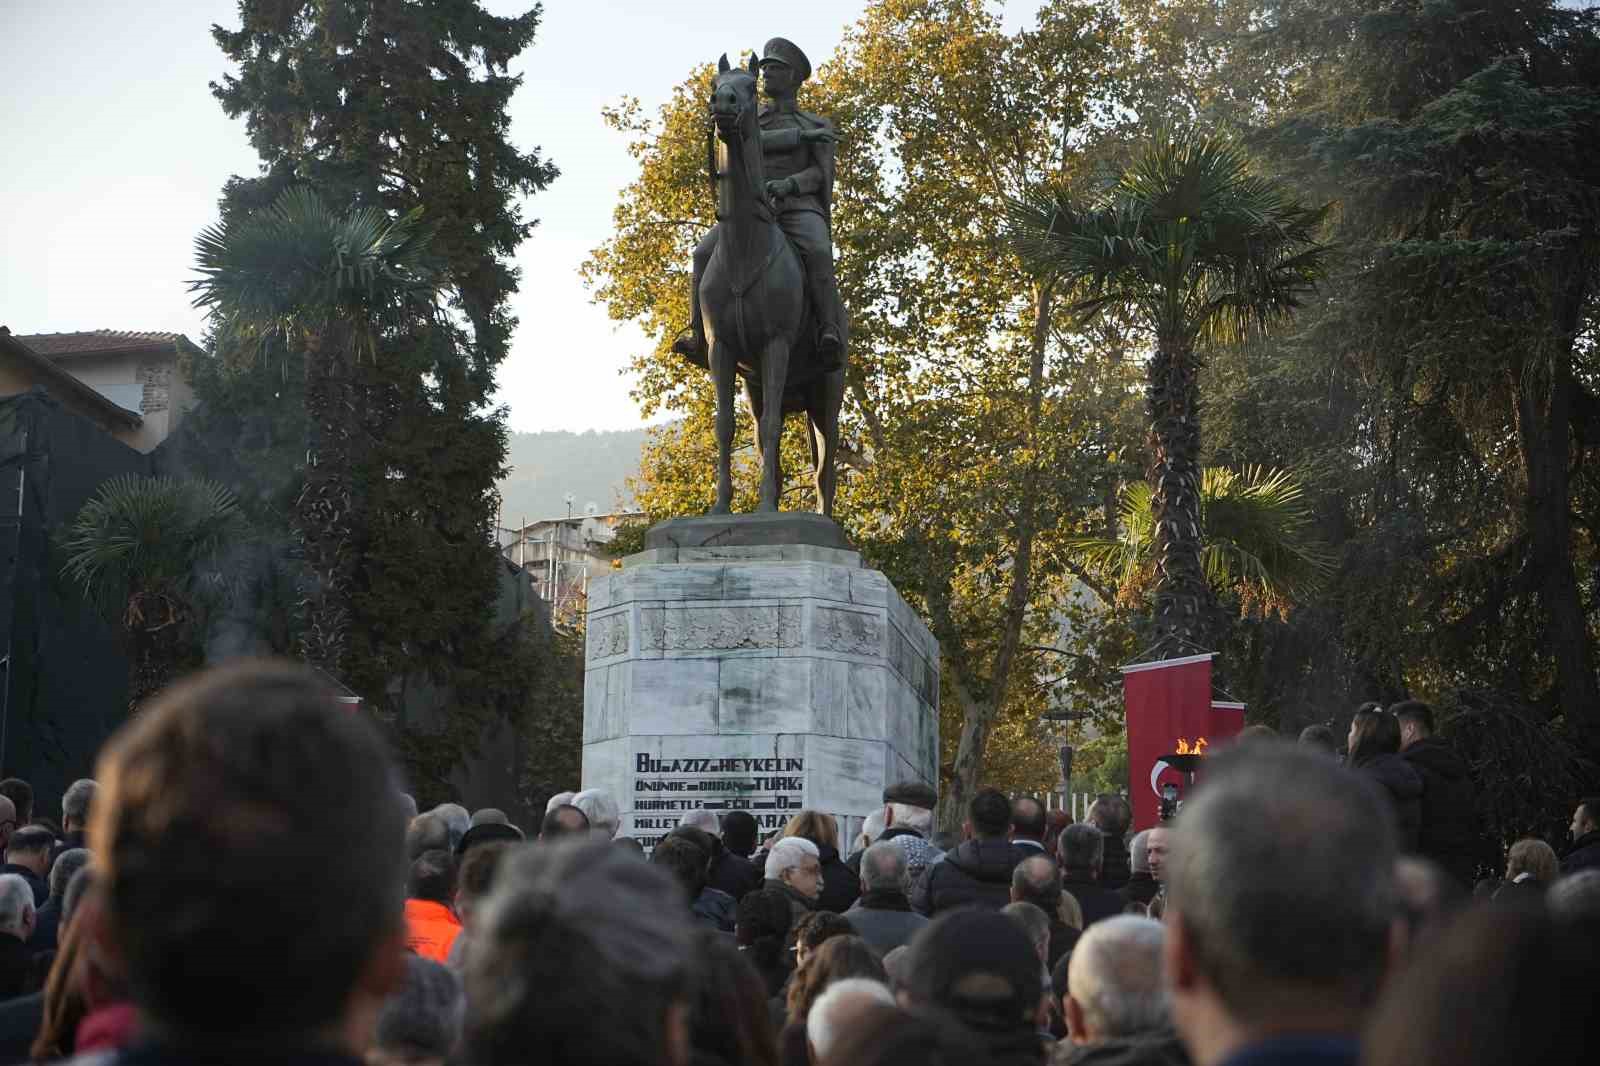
[
  {"xmin": 910, "ymin": 838, "xmax": 1027, "ymax": 916},
  {"xmin": 1401, "ymin": 736, "xmax": 1481, "ymax": 886},
  {"xmin": 1099, "ymin": 833, "xmax": 1132, "ymax": 890},
  {"xmin": 1563, "ymin": 830, "xmax": 1600, "ymax": 876},
  {"xmin": 1355, "ymin": 753, "xmax": 1423, "ymax": 851}
]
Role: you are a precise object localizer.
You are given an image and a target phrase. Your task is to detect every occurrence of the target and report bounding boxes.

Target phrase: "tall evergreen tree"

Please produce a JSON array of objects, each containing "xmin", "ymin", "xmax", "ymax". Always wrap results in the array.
[{"xmin": 201, "ymin": 1, "xmax": 561, "ymax": 790}]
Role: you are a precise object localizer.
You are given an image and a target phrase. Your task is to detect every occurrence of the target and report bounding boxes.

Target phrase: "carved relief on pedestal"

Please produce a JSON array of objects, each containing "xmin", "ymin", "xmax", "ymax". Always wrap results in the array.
[
  {"xmin": 813, "ymin": 606, "xmax": 883, "ymax": 657},
  {"xmin": 640, "ymin": 605, "xmax": 802, "ymax": 651},
  {"xmin": 586, "ymin": 612, "xmax": 631, "ymax": 661}
]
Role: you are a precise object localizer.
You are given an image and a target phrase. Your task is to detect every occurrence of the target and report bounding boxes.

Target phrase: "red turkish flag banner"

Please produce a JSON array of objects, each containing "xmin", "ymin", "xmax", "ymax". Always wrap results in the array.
[
  {"xmin": 1210, "ymin": 701, "xmax": 1246, "ymax": 744},
  {"xmin": 1122, "ymin": 653, "xmax": 1215, "ymax": 832}
]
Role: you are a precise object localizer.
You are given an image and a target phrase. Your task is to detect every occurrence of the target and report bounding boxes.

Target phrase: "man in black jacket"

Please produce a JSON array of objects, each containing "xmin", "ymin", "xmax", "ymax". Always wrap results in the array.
[
  {"xmin": 911, "ymin": 788, "xmax": 1027, "ymax": 916},
  {"xmin": 1564, "ymin": 797, "xmax": 1600, "ymax": 876},
  {"xmin": 1058, "ymin": 823, "xmax": 1128, "ymax": 928},
  {"xmin": 1088, "ymin": 794, "xmax": 1134, "ymax": 890},
  {"xmin": 1396, "ymin": 700, "xmax": 1481, "ymax": 887}
]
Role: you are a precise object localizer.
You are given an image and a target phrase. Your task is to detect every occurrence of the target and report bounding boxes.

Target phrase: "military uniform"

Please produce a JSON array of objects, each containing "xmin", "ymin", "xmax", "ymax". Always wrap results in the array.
[{"xmin": 680, "ymin": 38, "xmax": 844, "ymax": 368}]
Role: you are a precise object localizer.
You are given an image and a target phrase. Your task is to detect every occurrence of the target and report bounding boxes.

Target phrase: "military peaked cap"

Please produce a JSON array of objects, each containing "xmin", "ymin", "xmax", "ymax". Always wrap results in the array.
[{"xmin": 760, "ymin": 37, "xmax": 813, "ymax": 82}]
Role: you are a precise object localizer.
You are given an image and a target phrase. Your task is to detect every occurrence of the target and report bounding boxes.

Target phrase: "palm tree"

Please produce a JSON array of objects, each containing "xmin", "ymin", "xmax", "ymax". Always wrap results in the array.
[
  {"xmin": 1065, "ymin": 466, "xmax": 1332, "ymax": 617},
  {"xmin": 61, "ymin": 475, "xmax": 243, "ymax": 710},
  {"xmin": 1008, "ymin": 130, "xmax": 1329, "ymax": 650},
  {"xmin": 190, "ymin": 187, "xmax": 438, "ymax": 676}
]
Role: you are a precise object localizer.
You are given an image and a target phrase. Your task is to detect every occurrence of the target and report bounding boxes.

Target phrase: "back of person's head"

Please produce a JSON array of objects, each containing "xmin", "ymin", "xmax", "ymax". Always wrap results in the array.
[
  {"xmin": 968, "ymin": 788, "xmax": 1012, "ymax": 839},
  {"xmin": 1000, "ymin": 900, "xmax": 1051, "ymax": 961},
  {"xmin": 859, "ymin": 808, "xmax": 886, "ymax": 850},
  {"xmin": 407, "ymin": 812, "xmax": 451, "ymax": 859},
  {"xmin": 1391, "ymin": 700, "xmax": 1434, "ymax": 737},
  {"xmin": 736, "ymin": 886, "xmax": 795, "ymax": 973},
  {"xmin": 398, "ymin": 792, "xmax": 418, "ymax": 822},
  {"xmin": 721, "ymin": 810, "xmax": 759, "ymax": 856},
  {"xmin": 789, "ymin": 934, "xmax": 887, "ymax": 1020},
  {"xmin": 1010, "ymin": 853, "xmax": 1061, "ymax": 911},
  {"xmin": 668, "ymin": 823, "xmax": 716, "ymax": 856},
  {"xmin": 794, "ymin": 910, "xmax": 855, "ymax": 960},
  {"xmin": 1066, "ymin": 915, "xmax": 1167, "ymax": 1040},
  {"xmin": 680, "ymin": 808, "xmax": 721, "ymax": 836},
  {"xmin": 470, "ymin": 808, "xmax": 508, "ymax": 827},
  {"xmin": 807, "ymin": 978, "xmax": 895, "ymax": 1061},
  {"xmin": 1057, "ymin": 823, "xmax": 1104, "ymax": 874},
  {"xmin": 455, "ymin": 840, "xmax": 512, "ymax": 922},
  {"xmin": 431, "ymin": 804, "xmax": 471, "ymax": 850},
  {"xmin": 6, "ymin": 824, "xmax": 52, "ymax": 863},
  {"xmin": 540, "ymin": 803, "xmax": 589, "ymax": 841},
  {"xmin": 688, "ymin": 931, "xmax": 779, "ymax": 1066},
  {"xmin": 651, "ymin": 834, "xmax": 710, "ymax": 901},
  {"xmin": 371, "ymin": 955, "xmax": 463, "ymax": 1066},
  {"xmin": 1010, "ymin": 796, "xmax": 1047, "ymax": 842},
  {"xmin": 881, "ymin": 945, "xmax": 910, "ymax": 990},
  {"xmin": 784, "ymin": 809, "xmax": 840, "ymax": 851},
  {"xmin": 60, "ymin": 865, "xmax": 95, "ymax": 934},
  {"xmin": 860, "ymin": 840, "xmax": 909, "ymax": 895},
  {"xmin": 1506, "ymin": 838, "xmax": 1558, "ymax": 883},
  {"xmin": 462, "ymin": 839, "xmax": 691, "ymax": 1065},
  {"xmin": 545, "ymin": 790, "xmax": 576, "ymax": 813},
  {"xmin": 91, "ymin": 660, "xmax": 406, "ymax": 1040},
  {"xmin": 1166, "ymin": 740, "xmax": 1398, "ymax": 1026},
  {"xmin": 1297, "ymin": 724, "xmax": 1337, "ymax": 754},
  {"xmin": 1349, "ymin": 705, "xmax": 1401, "ymax": 765},
  {"xmin": 818, "ymin": 1004, "xmax": 984, "ymax": 1066},
  {"xmin": 1394, "ymin": 856, "xmax": 1465, "ymax": 940},
  {"xmin": 62, "ymin": 778, "xmax": 97, "ymax": 831},
  {"xmin": 1365, "ymin": 904, "xmax": 1600, "ymax": 1066},
  {"xmin": 47, "ymin": 846, "xmax": 90, "ymax": 902},
  {"xmin": 1547, "ymin": 870, "xmax": 1600, "ymax": 922},
  {"xmin": 1087, "ymin": 794, "xmax": 1131, "ymax": 838},
  {"xmin": 0, "ymin": 779, "xmax": 32, "ymax": 826},
  {"xmin": 614, "ymin": 835, "xmax": 645, "ymax": 855},
  {"xmin": 0, "ymin": 874, "xmax": 33, "ymax": 938},
  {"xmin": 902, "ymin": 909, "xmax": 1041, "ymax": 1047},
  {"xmin": 408, "ymin": 849, "xmax": 457, "ymax": 904},
  {"xmin": 571, "ymin": 788, "xmax": 620, "ymax": 838},
  {"xmin": 1128, "ymin": 829, "xmax": 1151, "ymax": 874}
]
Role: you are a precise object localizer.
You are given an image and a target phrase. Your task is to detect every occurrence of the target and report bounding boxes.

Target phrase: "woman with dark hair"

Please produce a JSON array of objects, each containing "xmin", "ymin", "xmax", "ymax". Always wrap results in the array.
[
  {"xmin": 782, "ymin": 810, "xmax": 859, "ymax": 913},
  {"xmin": 737, "ymin": 887, "xmax": 797, "ymax": 998},
  {"xmin": 780, "ymin": 936, "xmax": 887, "ymax": 1066},
  {"xmin": 688, "ymin": 931, "xmax": 780, "ymax": 1066},
  {"xmin": 1347, "ymin": 704, "xmax": 1423, "ymax": 850}
]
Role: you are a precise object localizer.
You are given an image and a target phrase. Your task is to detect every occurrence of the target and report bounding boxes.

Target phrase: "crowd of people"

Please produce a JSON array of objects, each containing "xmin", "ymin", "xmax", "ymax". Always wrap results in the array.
[{"xmin": 0, "ymin": 659, "xmax": 1593, "ymax": 1065}]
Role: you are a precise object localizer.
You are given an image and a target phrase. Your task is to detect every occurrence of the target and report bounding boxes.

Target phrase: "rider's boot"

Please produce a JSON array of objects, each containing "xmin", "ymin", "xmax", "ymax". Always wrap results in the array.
[
  {"xmin": 809, "ymin": 260, "xmax": 845, "ymax": 372},
  {"xmin": 672, "ymin": 300, "xmax": 708, "ymax": 368}
]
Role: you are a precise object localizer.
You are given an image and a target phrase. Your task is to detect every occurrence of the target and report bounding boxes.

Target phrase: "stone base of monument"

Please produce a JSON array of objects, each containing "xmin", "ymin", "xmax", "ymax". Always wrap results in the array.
[{"xmin": 582, "ymin": 515, "xmax": 939, "ymax": 850}]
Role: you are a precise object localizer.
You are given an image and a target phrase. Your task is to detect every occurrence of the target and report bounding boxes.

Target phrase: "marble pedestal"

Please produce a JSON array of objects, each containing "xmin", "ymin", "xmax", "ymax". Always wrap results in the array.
[{"xmin": 582, "ymin": 521, "xmax": 939, "ymax": 850}]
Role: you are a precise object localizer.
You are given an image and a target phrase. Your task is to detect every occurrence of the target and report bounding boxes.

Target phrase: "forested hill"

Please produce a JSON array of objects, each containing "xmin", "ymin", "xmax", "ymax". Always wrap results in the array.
[{"xmin": 496, "ymin": 428, "xmax": 647, "ymax": 524}]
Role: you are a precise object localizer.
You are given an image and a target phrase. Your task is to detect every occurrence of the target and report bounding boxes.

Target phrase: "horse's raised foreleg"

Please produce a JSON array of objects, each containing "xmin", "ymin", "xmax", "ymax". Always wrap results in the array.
[
  {"xmin": 757, "ymin": 337, "xmax": 788, "ymax": 512},
  {"xmin": 710, "ymin": 338, "xmax": 736, "ymax": 514}
]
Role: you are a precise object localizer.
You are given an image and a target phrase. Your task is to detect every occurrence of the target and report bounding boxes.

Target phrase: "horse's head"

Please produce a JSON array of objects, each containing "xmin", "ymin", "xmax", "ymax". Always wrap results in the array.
[{"xmin": 710, "ymin": 52, "xmax": 760, "ymax": 140}]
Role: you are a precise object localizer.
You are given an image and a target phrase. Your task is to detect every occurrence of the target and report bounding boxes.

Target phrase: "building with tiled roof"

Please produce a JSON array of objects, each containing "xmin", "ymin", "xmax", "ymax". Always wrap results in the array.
[{"xmin": 5, "ymin": 329, "xmax": 201, "ymax": 453}]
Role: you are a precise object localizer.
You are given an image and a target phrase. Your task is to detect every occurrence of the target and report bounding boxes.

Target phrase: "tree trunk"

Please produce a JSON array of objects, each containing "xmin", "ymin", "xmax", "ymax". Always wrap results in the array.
[
  {"xmin": 938, "ymin": 282, "xmax": 1053, "ymax": 832},
  {"xmin": 297, "ymin": 328, "xmax": 357, "ymax": 677},
  {"xmin": 1514, "ymin": 264, "xmax": 1600, "ymax": 749},
  {"xmin": 1148, "ymin": 333, "xmax": 1208, "ymax": 654}
]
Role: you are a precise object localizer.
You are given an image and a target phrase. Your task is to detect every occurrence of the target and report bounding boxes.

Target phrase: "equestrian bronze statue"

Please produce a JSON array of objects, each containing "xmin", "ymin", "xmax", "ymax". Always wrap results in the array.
[{"xmin": 673, "ymin": 39, "xmax": 848, "ymax": 516}]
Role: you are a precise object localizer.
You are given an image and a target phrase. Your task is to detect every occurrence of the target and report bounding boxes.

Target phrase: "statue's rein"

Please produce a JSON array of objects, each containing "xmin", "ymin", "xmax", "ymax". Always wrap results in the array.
[{"xmin": 708, "ymin": 81, "xmax": 782, "ymax": 302}]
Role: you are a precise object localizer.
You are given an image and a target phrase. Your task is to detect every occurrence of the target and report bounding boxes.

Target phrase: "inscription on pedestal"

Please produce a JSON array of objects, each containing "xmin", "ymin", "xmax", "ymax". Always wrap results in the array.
[{"xmin": 631, "ymin": 752, "xmax": 807, "ymax": 848}]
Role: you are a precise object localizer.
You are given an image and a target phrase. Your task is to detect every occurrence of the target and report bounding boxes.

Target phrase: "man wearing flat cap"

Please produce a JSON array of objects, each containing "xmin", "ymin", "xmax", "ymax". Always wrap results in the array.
[
  {"xmin": 850, "ymin": 780, "xmax": 943, "ymax": 882},
  {"xmin": 675, "ymin": 37, "xmax": 846, "ymax": 371}
]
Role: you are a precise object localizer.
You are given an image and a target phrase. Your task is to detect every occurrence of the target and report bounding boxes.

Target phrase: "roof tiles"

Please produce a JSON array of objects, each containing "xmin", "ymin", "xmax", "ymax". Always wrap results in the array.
[{"xmin": 14, "ymin": 330, "xmax": 189, "ymax": 358}]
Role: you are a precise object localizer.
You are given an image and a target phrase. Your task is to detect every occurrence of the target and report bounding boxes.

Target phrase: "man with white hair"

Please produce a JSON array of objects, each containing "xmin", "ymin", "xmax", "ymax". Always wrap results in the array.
[
  {"xmin": 863, "ymin": 781, "xmax": 943, "ymax": 882},
  {"xmin": 1064, "ymin": 916, "xmax": 1170, "ymax": 1046},
  {"xmin": 545, "ymin": 790, "xmax": 576, "ymax": 814},
  {"xmin": 1120, "ymin": 829, "xmax": 1160, "ymax": 907},
  {"xmin": 807, "ymin": 978, "xmax": 895, "ymax": 1061},
  {"xmin": 571, "ymin": 788, "xmax": 620, "ymax": 839},
  {"xmin": 54, "ymin": 778, "xmax": 96, "ymax": 860},
  {"xmin": 0, "ymin": 873, "xmax": 37, "ymax": 998},
  {"xmin": 764, "ymin": 836, "xmax": 821, "ymax": 921}
]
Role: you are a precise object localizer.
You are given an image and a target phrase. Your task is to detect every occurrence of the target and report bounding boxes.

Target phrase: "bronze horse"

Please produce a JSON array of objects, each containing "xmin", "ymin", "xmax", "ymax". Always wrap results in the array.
[{"xmin": 700, "ymin": 53, "xmax": 847, "ymax": 515}]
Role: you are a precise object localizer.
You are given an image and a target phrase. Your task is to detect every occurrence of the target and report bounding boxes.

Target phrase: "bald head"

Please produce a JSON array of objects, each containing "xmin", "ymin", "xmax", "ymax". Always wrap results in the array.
[
  {"xmin": 806, "ymin": 979, "xmax": 895, "ymax": 1061},
  {"xmin": 1011, "ymin": 854, "xmax": 1062, "ymax": 911}
]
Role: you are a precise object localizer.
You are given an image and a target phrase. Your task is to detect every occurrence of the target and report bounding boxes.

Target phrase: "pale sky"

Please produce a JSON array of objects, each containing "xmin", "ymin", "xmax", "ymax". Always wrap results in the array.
[{"xmin": 1, "ymin": 0, "xmax": 1036, "ymax": 433}]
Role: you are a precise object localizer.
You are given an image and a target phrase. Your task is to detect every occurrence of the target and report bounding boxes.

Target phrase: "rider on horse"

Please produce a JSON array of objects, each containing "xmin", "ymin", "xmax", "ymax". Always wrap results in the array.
[{"xmin": 673, "ymin": 38, "xmax": 845, "ymax": 372}]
